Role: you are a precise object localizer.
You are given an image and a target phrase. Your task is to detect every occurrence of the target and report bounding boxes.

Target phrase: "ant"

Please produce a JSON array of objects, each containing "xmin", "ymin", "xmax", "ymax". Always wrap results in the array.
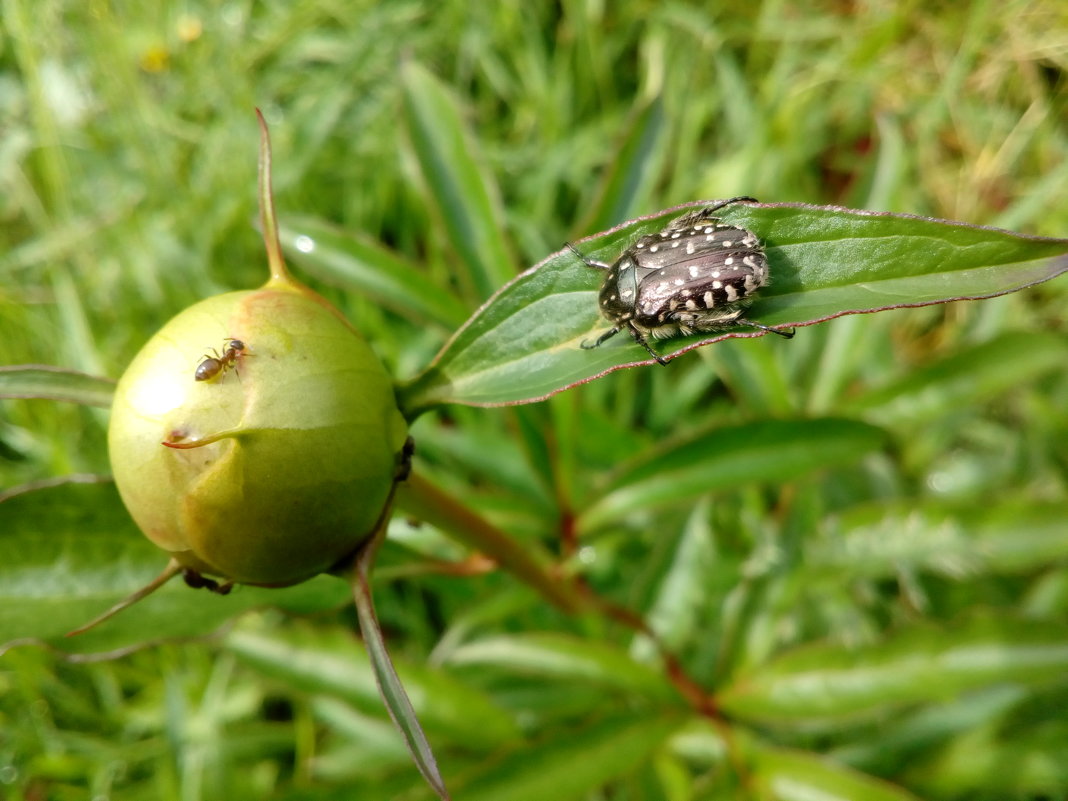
[{"xmin": 195, "ymin": 337, "xmax": 248, "ymax": 382}]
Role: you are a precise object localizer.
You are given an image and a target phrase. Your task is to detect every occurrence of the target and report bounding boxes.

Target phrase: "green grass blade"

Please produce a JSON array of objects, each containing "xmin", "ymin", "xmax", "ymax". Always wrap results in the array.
[
  {"xmin": 577, "ymin": 95, "xmax": 668, "ymax": 234},
  {"xmin": 278, "ymin": 215, "xmax": 470, "ymax": 331},
  {"xmin": 401, "ymin": 61, "xmax": 515, "ymax": 301},
  {"xmin": 0, "ymin": 364, "xmax": 117, "ymax": 407}
]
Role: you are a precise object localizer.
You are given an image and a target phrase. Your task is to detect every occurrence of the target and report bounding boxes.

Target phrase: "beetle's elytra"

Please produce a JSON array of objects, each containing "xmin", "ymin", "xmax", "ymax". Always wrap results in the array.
[{"xmin": 570, "ymin": 197, "xmax": 793, "ymax": 365}]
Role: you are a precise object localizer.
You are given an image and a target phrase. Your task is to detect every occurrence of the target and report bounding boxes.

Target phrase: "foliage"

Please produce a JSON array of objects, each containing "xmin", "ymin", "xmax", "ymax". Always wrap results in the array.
[{"xmin": 2, "ymin": 1, "xmax": 1068, "ymax": 800}]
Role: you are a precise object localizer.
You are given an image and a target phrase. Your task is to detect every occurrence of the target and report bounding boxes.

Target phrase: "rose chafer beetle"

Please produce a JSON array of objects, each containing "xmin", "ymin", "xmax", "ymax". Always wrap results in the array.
[{"xmin": 570, "ymin": 197, "xmax": 793, "ymax": 365}]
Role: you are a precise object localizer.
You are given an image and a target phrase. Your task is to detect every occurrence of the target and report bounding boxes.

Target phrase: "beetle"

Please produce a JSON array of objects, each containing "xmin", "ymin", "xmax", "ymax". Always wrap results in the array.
[
  {"xmin": 570, "ymin": 197, "xmax": 793, "ymax": 365},
  {"xmin": 195, "ymin": 338, "xmax": 247, "ymax": 382}
]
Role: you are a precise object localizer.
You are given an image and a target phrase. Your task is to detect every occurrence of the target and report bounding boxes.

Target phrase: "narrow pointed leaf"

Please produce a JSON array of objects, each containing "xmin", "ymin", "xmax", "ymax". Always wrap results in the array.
[
  {"xmin": 401, "ymin": 61, "xmax": 514, "ymax": 300},
  {"xmin": 445, "ymin": 632, "xmax": 679, "ymax": 701},
  {"xmin": 810, "ymin": 501, "xmax": 1068, "ymax": 579},
  {"xmin": 397, "ymin": 203, "xmax": 1068, "ymax": 413},
  {"xmin": 843, "ymin": 331, "xmax": 1068, "ymax": 424},
  {"xmin": 719, "ymin": 616, "xmax": 1068, "ymax": 726},
  {"xmin": 0, "ymin": 364, "xmax": 116, "ymax": 407},
  {"xmin": 579, "ymin": 418, "xmax": 886, "ymax": 533},
  {"xmin": 278, "ymin": 214, "xmax": 469, "ymax": 330},
  {"xmin": 751, "ymin": 744, "xmax": 922, "ymax": 801},
  {"xmin": 456, "ymin": 711, "xmax": 682, "ymax": 801},
  {"xmin": 224, "ymin": 623, "xmax": 519, "ymax": 750},
  {"xmin": 579, "ymin": 95, "xmax": 668, "ymax": 234},
  {"xmin": 352, "ymin": 543, "xmax": 451, "ymax": 800}
]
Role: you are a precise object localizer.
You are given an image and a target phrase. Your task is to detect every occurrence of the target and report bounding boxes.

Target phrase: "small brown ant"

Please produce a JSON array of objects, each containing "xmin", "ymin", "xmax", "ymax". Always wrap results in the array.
[{"xmin": 195, "ymin": 338, "xmax": 247, "ymax": 382}]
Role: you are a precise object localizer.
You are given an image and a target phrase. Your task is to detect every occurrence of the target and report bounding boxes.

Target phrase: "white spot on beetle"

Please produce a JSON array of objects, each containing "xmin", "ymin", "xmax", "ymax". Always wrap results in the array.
[{"xmin": 704, "ymin": 291, "xmax": 715, "ymax": 306}]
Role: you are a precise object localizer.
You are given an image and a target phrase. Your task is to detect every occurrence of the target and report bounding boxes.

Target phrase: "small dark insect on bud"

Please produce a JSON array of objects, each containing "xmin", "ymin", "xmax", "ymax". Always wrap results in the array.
[
  {"xmin": 195, "ymin": 337, "xmax": 248, "ymax": 381},
  {"xmin": 571, "ymin": 197, "xmax": 793, "ymax": 365}
]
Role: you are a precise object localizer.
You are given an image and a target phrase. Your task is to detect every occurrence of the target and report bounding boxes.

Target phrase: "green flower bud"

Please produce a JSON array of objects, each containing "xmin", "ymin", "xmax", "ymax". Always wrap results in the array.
[
  {"xmin": 73, "ymin": 112, "xmax": 409, "ymax": 639},
  {"xmin": 108, "ymin": 281, "xmax": 409, "ymax": 586}
]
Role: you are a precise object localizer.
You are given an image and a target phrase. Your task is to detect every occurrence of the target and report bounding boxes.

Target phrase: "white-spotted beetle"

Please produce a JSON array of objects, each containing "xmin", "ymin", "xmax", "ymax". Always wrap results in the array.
[{"xmin": 570, "ymin": 197, "xmax": 793, "ymax": 365}]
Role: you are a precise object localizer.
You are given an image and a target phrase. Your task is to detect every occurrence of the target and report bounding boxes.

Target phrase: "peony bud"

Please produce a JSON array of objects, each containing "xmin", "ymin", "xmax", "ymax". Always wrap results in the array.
[
  {"xmin": 72, "ymin": 111, "xmax": 409, "ymax": 634},
  {"xmin": 107, "ymin": 281, "xmax": 409, "ymax": 586}
]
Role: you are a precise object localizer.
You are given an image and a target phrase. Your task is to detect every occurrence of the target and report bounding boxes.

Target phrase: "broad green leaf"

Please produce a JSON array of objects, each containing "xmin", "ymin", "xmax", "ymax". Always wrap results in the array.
[
  {"xmin": 0, "ymin": 481, "xmax": 348, "ymax": 655},
  {"xmin": 401, "ymin": 61, "xmax": 515, "ymax": 301},
  {"xmin": 444, "ymin": 632, "xmax": 679, "ymax": 701},
  {"xmin": 454, "ymin": 711, "xmax": 682, "ymax": 801},
  {"xmin": 579, "ymin": 418, "xmax": 887, "ymax": 533},
  {"xmin": 397, "ymin": 203, "xmax": 1068, "ymax": 413},
  {"xmin": 718, "ymin": 615, "xmax": 1068, "ymax": 726},
  {"xmin": 0, "ymin": 364, "xmax": 116, "ymax": 407},
  {"xmin": 278, "ymin": 214, "xmax": 470, "ymax": 331},
  {"xmin": 224, "ymin": 621, "xmax": 519, "ymax": 751},
  {"xmin": 843, "ymin": 330, "xmax": 1068, "ymax": 424}
]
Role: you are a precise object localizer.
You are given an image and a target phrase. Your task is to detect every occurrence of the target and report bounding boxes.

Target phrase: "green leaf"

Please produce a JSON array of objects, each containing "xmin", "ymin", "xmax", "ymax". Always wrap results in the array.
[
  {"xmin": 278, "ymin": 214, "xmax": 470, "ymax": 331},
  {"xmin": 577, "ymin": 95, "xmax": 669, "ymax": 235},
  {"xmin": 454, "ymin": 711, "xmax": 682, "ymax": 801},
  {"xmin": 718, "ymin": 615, "xmax": 1068, "ymax": 726},
  {"xmin": 903, "ymin": 710, "xmax": 1068, "ymax": 798},
  {"xmin": 397, "ymin": 203, "xmax": 1068, "ymax": 413},
  {"xmin": 0, "ymin": 481, "xmax": 349, "ymax": 655},
  {"xmin": 444, "ymin": 632, "xmax": 679, "ymax": 701},
  {"xmin": 401, "ymin": 61, "xmax": 515, "ymax": 301},
  {"xmin": 631, "ymin": 500, "xmax": 722, "ymax": 660},
  {"xmin": 810, "ymin": 501, "xmax": 1068, "ymax": 579},
  {"xmin": 579, "ymin": 418, "xmax": 887, "ymax": 533},
  {"xmin": 351, "ymin": 521, "xmax": 450, "ymax": 800},
  {"xmin": 843, "ymin": 330, "xmax": 1068, "ymax": 425},
  {"xmin": 751, "ymin": 744, "xmax": 922, "ymax": 801},
  {"xmin": 224, "ymin": 621, "xmax": 520, "ymax": 751},
  {"xmin": 0, "ymin": 364, "xmax": 116, "ymax": 407}
]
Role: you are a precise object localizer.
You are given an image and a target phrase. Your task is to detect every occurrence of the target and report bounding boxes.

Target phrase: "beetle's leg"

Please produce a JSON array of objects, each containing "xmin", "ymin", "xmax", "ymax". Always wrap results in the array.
[
  {"xmin": 736, "ymin": 318, "xmax": 795, "ymax": 339},
  {"xmin": 566, "ymin": 242, "xmax": 611, "ymax": 271},
  {"xmin": 581, "ymin": 326, "xmax": 621, "ymax": 350},
  {"xmin": 701, "ymin": 196, "xmax": 758, "ymax": 216},
  {"xmin": 627, "ymin": 325, "xmax": 669, "ymax": 366}
]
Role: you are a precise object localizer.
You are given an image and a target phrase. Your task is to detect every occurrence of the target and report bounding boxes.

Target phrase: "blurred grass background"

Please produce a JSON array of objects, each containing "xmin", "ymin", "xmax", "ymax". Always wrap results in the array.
[{"xmin": 2, "ymin": 1, "xmax": 1067, "ymax": 799}]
